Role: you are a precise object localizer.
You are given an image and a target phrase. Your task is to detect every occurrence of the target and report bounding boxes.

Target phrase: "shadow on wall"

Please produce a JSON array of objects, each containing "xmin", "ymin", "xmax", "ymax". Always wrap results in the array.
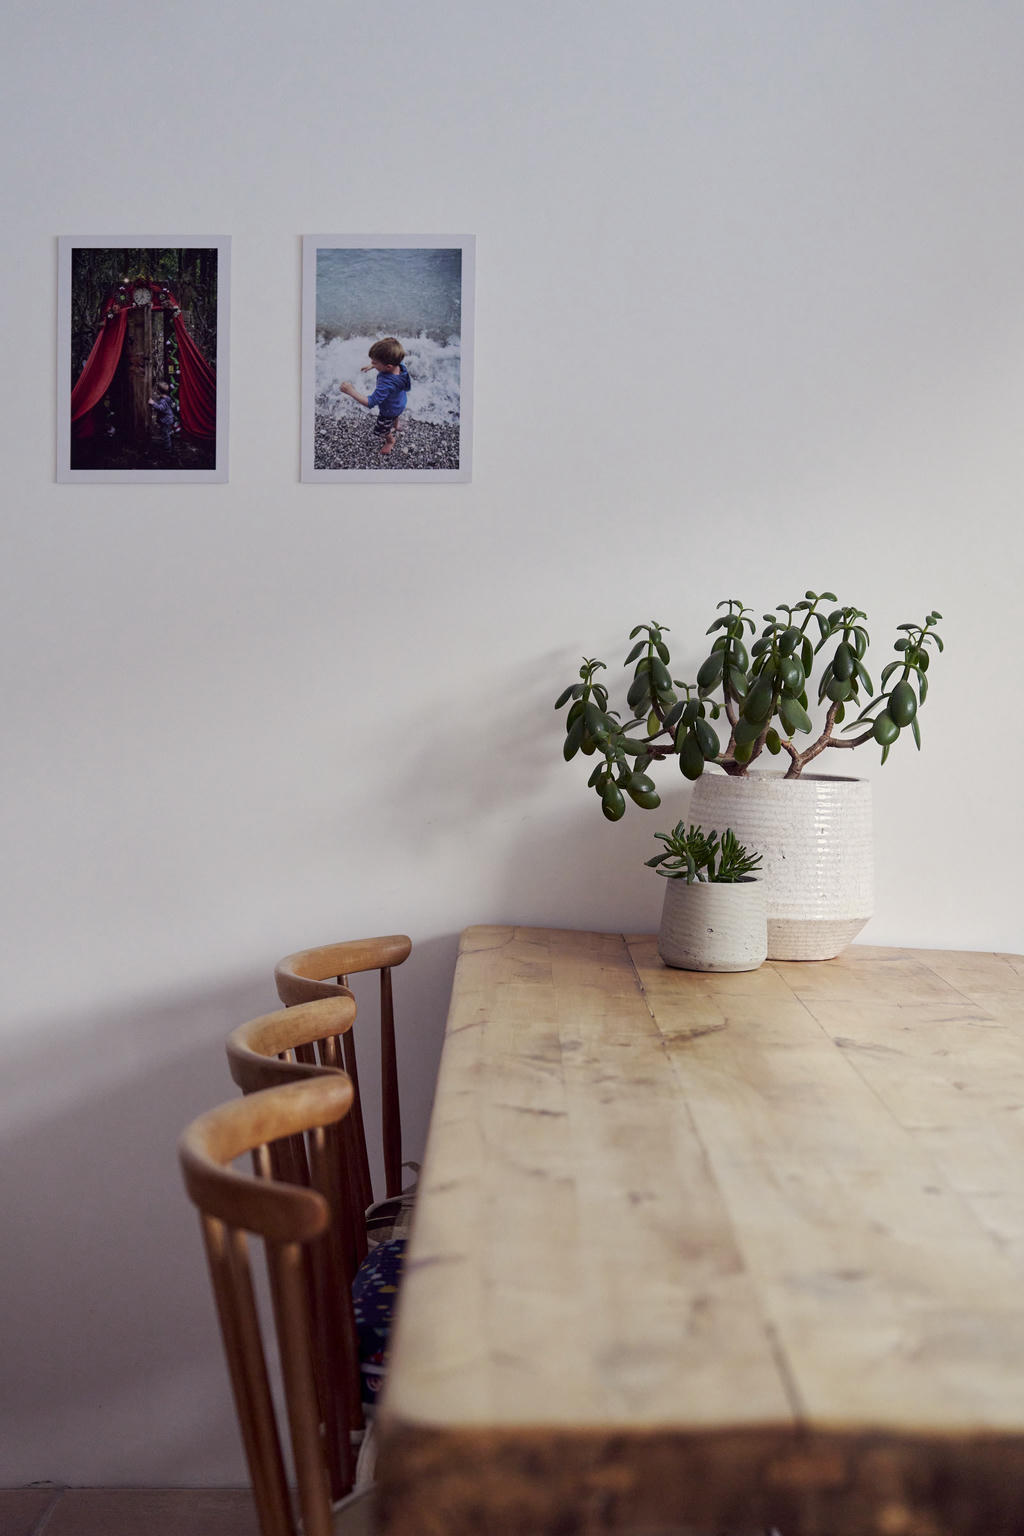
[
  {"xmin": 0, "ymin": 933, "xmax": 457, "ymax": 1487},
  {"xmin": 377, "ymin": 646, "xmax": 683, "ymax": 935},
  {"xmin": 495, "ymin": 798, "xmax": 674, "ymax": 934},
  {"xmin": 0, "ymin": 971, "xmax": 272, "ymax": 1486}
]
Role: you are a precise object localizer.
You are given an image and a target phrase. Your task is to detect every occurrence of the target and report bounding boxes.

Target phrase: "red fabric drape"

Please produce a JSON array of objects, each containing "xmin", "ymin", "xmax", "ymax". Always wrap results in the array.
[
  {"xmin": 68, "ymin": 282, "xmax": 216, "ymax": 441},
  {"xmin": 173, "ymin": 312, "xmax": 217, "ymax": 439},
  {"xmin": 70, "ymin": 307, "xmax": 127, "ymax": 435}
]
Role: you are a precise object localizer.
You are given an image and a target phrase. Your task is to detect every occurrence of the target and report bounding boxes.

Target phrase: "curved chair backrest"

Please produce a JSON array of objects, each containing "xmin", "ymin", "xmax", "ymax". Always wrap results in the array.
[
  {"xmin": 179, "ymin": 1077, "xmax": 366, "ymax": 1536},
  {"xmin": 274, "ymin": 936, "xmax": 412, "ymax": 1202},
  {"xmin": 226, "ymin": 997, "xmax": 357, "ymax": 1096},
  {"xmin": 226, "ymin": 998, "xmax": 368, "ymax": 1267}
]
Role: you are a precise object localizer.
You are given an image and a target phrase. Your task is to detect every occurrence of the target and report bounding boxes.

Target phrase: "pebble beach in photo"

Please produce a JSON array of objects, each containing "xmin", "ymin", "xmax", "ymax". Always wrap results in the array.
[{"xmin": 313, "ymin": 408, "xmax": 460, "ymax": 471}]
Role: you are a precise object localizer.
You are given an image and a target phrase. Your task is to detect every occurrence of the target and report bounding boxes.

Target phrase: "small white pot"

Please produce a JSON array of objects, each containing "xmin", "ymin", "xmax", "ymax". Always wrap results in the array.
[
  {"xmin": 657, "ymin": 877, "xmax": 767, "ymax": 973},
  {"xmin": 688, "ymin": 771, "xmax": 873, "ymax": 961}
]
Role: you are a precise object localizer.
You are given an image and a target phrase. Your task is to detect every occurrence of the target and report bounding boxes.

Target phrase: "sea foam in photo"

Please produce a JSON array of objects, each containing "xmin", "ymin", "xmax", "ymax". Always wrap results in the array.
[{"xmin": 315, "ymin": 333, "xmax": 461, "ymax": 426}]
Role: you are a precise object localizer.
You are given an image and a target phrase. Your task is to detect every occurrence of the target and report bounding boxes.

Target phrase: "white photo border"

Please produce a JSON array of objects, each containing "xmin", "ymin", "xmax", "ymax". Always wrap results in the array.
[
  {"xmin": 301, "ymin": 233, "xmax": 474, "ymax": 484},
  {"xmin": 57, "ymin": 236, "xmax": 230, "ymax": 484}
]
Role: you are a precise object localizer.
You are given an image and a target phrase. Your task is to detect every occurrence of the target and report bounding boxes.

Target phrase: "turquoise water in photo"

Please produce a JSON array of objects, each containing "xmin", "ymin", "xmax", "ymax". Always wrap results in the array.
[{"xmin": 316, "ymin": 246, "xmax": 462, "ymax": 343}]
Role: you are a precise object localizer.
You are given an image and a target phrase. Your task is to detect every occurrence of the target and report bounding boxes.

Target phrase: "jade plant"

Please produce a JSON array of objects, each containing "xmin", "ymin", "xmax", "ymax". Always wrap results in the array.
[
  {"xmin": 554, "ymin": 591, "xmax": 944, "ymax": 820},
  {"xmin": 646, "ymin": 823, "xmax": 763, "ymax": 884}
]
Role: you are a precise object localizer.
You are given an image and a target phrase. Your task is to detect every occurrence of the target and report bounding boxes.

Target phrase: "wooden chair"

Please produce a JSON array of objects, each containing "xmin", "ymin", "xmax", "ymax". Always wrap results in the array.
[
  {"xmin": 179, "ymin": 1077, "xmax": 375, "ymax": 1536},
  {"xmin": 273, "ymin": 936, "xmax": 413, "ymax": 1209},
  {"xmin": 225, "ymin": 997, "xmax": 384, "ymax": 1249}
]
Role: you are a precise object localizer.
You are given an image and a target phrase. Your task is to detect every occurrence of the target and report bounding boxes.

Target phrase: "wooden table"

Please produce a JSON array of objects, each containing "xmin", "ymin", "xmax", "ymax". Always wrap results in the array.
[{"xmin": 376, "ymin": 926, "xmax": 1024, "ymax": 1536}]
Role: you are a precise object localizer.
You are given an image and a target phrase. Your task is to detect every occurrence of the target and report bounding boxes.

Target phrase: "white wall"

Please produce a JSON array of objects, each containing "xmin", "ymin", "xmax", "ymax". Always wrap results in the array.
[{"xmin": 2, "ymin": 0, "xmax": 1022, "ymax": 1486}]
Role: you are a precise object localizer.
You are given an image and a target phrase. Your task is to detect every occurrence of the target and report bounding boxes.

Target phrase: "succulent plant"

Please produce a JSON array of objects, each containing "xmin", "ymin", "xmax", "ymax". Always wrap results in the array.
[
  {"xmin": 645, "ymin": 823, "xmax": 763, "ymax": 883},
  {"xmin": 555, "ymin": 592, "xmax": 943, "ymax": 820}
]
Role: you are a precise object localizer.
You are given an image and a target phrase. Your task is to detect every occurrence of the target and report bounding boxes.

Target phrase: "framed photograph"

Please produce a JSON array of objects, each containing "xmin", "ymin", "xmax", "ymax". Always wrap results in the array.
[
  {"xmin": 57, "ymin": 237, "xmax": 230, "ymax": 483},
  {"xmin": 302, "ymin": 234, "xmax": 474, "ymax": 483}
]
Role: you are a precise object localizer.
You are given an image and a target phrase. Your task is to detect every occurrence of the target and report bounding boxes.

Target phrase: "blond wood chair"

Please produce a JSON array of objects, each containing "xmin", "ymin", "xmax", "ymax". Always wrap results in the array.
[
  {"xmin": 179, "ymin": 1077, "xmax": 375, "ymax": 1536},
  {"xmin": 274, "ymin": 936, "xmax": 413, "ymax": 1208},
  {"xmin": 225, "ymin": 998, "xmax": 381, "ymax": 1255}
]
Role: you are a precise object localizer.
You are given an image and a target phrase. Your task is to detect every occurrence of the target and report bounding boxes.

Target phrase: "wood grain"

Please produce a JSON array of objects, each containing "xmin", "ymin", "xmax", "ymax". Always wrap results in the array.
[{"xmin": 377, "ymin": 928, "xmax": 1024, "ymax": 1535}]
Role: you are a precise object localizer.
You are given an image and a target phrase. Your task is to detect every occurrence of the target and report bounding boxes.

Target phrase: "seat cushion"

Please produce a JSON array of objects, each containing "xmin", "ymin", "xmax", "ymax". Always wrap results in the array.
[{"xmin": 352, "ymin": 1237, "xmax": 405, "ymax": 1407}]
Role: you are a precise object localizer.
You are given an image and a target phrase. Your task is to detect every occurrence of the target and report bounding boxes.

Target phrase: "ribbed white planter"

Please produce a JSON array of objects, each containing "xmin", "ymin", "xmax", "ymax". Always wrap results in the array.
[
  {"xmin": 658, "ymin": 877, "xmax": 767, "ymax": 973},
  {"xmin": 688, "ymin": 772, "xmax": 873, "ymax": 961}
]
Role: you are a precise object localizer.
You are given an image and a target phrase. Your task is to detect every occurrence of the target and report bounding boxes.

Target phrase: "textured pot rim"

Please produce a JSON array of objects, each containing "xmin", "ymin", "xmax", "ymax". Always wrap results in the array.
[
  {"xmin": 660, "ymin": 873, "xmax": 763, "ymax": 886},
  {"xmin": 697, "ymin": 770, "xmax": 868, "ymax": 787}
]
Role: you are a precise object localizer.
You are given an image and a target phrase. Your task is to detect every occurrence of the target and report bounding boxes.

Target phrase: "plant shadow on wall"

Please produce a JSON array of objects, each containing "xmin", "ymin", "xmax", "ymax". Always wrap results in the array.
[
  {"xmin": 378, "ymin": 651, "xmax": 668, "ymax": 929},
  {"xmin": 553, "ymin": 592, "xmax": 945, "ymax": 960}
]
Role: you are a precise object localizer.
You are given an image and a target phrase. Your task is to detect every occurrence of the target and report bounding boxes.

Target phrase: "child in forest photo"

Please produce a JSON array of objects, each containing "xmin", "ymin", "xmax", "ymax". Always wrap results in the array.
[
  {"xmin": 148, "ymin": 380, "xmax": 176, "ymax": 461},
  {"xmin": 338, "ymin": 337, "xmax": 410, "ymax": 453}
]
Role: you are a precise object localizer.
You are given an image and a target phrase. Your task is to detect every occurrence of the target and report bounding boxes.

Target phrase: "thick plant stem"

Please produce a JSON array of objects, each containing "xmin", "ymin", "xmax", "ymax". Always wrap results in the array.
[
  {"xmin": 781, "ymin": 701, "xmax": 873, "ymax": 777},
  {"xmin": 820, "ymin": 727, "xmax": 875, "ymax": 752},
  {"xmin": 783, "ymin": 702, "xmax": 841, "ymax": 778}
]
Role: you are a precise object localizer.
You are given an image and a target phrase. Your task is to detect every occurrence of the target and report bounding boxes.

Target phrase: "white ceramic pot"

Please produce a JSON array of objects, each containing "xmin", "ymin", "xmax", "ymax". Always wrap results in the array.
[
  {"xmin": 688, "ymin": 771, "xmax": 873, "ymax": 961},
  {"xmin": 658, "ymin": 877, "xmax": 767, "ymax": 973}
]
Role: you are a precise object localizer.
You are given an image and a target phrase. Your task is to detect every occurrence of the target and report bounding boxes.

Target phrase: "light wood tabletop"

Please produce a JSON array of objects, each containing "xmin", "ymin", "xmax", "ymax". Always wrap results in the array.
[{"xmin": 376, "ymin": 926, "xmax": 1024, "ymax": 1536}]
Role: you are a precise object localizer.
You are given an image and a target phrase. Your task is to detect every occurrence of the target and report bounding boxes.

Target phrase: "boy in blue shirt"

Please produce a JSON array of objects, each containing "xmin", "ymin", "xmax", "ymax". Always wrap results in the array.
[{"xmin": 339, "ymin": 336, "xmax": 411, "ymax": 454}]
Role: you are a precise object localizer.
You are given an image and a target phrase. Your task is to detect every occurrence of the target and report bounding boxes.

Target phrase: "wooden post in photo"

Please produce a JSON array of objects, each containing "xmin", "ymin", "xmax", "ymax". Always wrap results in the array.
[
  {"xmin": 152, "ymin": 307, "xmax": 165, "ymax": 390},
  {"xmin": 125, "ymin": 285, "xmax": 153, "ymax": 445}
]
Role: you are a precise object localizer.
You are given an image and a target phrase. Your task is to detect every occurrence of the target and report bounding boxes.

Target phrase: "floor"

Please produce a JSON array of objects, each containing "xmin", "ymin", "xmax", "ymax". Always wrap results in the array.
[{"xmin": 0, "ymin": 1488, "xmax": 259, "ymax": 1536}]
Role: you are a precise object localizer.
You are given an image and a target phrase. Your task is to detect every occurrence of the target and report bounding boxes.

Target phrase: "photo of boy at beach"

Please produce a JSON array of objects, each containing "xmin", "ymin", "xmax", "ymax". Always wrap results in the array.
[
  {"xmin": 338, "ymin": 337, "xmax": 411, "ymax": 455},
  {"xmin": 303, "ymin": 236, "xmax": 473, "ymax": 483}
]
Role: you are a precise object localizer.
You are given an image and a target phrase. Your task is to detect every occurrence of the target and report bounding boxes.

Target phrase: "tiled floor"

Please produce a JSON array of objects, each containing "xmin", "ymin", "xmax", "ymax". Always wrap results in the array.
[{"xmin": 0, "ymin": 1488, "xmax": 259, "ymax": 1536}]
